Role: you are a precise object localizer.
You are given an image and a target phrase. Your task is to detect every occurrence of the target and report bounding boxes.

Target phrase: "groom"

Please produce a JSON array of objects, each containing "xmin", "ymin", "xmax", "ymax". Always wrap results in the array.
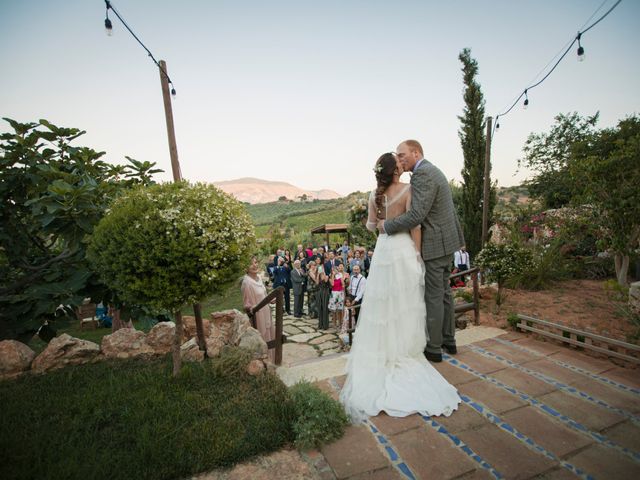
[{"xmin": 378, "ymin": 140, "xmax": 464, "ymax": 362}]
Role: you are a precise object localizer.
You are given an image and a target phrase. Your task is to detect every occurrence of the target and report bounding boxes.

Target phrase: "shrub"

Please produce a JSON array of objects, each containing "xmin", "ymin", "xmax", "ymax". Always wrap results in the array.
[
  {"xmin": 513, "ymin": 243, "xmax": 570, "ymax": 291},
  {"xmin": 0, "ymin": 350, "xmax": 294, "ymax": 480},
  {"xmin": 506, "ymin": 312, "xmax": 520, "ymax": 329},
  {"xmin": 476, "ymin": 241, "xmax": 534, "ymax": 303},
  {"xmin": 88, "ymin": 182, "xmax": 255, "ymax": 311},
  {"xmin": 289, "ymin": 381, "xmax": 349, "ymax": 450}
]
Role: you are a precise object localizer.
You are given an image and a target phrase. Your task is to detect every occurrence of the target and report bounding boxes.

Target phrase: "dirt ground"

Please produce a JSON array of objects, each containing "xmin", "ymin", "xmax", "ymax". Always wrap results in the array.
[{"xmin": 472, "ymin": 279, "xmax": 639, "ymax": 344}]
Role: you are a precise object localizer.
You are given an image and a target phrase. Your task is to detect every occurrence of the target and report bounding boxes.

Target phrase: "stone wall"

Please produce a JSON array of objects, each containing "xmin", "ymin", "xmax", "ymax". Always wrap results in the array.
[{"xmin": 0, "ymin": 309, "xmax": 270, "ymax": 380}]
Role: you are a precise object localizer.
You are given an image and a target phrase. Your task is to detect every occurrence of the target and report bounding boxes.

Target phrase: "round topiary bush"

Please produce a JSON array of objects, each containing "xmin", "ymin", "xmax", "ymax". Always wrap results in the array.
[{"xmin": 88, "ymin": 182, "xmax": 255, "ymax": 311}]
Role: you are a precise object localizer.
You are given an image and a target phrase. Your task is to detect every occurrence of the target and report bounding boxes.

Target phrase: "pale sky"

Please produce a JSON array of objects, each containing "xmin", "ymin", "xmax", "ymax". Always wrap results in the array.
[{"xmin": 1, "ymin": 0, "xmax": 638, "ymax": 195}]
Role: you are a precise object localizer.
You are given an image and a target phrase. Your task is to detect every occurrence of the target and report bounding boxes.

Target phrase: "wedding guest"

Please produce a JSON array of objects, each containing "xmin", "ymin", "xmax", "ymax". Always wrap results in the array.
[
  {"xmin": 241, "ymin": 256, "xmax": 275, "ymax": 362},
  {"xmin": 284, "ymin": 249, "xmax": 293, "ymax": 266},
  {"xmin": 324, "ymin": 251, "xmax": 337, "ymax": 275},
  {"xmin": 316, "ymin": 270, "xmax": 332, "ymax": 330},
  {"xmin": 306, "ymin": 243, "xmax": 314, "ymax": 258},
  {"xmin": 296, "ymin": 244, "xmax": 305, "ymax": 260},
  {"xmin": 363, "ymin": 250, "xmax": 374, "ymax": 277},
  {"xmin": 306, "ymin": 261, "xmax": 320, "ymax": 318},
  {"xmin": 291, "ymin": 260, "xmax": 306, "ymax": 318},
  {"xmin": 266, "ymin": 254, "xmax": 276, "ymax": 284},
  {"xmin": 348, "ymin": 264, "xmax": 366, "ymax": 323},
  {"xmin": 328, "ymin": 263, "xmax": 346, "ymax": 328},
  {"xmin": 454, "ymin": 246, "xmax": 470, "ymax": 272},
  {"xmin": 272, "ymin": 256, "xmax": 291, "ymax": 315},
  {"xmin": 349, "ymin": 250, "xmax": 362, "ymax": 273},
  {"xmin": 340, "ymin": 240, "xmax": 350, "ymax": 265},
  {"xmin": 340, "ymin": 295, "xmax": 354, "ymax": 342}
]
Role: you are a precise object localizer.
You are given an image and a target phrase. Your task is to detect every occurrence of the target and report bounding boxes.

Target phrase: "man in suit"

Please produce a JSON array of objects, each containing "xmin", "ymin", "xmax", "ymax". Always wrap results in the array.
[
  {"xmin": 272, "ymin": 256, "xmax": 292, "ymax": 315},
  {"xmin": 291, "ymin": 260, "xmax": 306, "ymax": 318},
  {"xmin": 324, "ymin": 251, "xmax": 337, "ymax": 276},
  {"xmin": 378, "ymin": 139, "xmax": 464, "ymax": 363}
]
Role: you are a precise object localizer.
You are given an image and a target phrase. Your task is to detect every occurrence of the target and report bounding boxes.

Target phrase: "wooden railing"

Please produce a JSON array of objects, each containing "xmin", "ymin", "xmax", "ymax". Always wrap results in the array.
[
  {"xmin": 452, "ymin": 267, "xmax": 480, "ymax": 325},
  {"xmin": 516, "ymin": 314, "xmax": 640, "ymax": 364},
  {"xmin": 248, "ymin": 286, "xmax": 286, "ymax": 365}
]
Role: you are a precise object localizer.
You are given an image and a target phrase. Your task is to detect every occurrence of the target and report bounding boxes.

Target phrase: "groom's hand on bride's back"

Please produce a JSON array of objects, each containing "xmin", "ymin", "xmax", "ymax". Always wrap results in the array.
[{"xmin": 377, "ymin": 220, "xmax": 386, "ymax": 233}]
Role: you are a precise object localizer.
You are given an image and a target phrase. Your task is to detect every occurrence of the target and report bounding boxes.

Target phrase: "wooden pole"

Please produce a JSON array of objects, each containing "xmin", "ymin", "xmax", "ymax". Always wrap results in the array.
[
  {"xmin": 481, "ymin": 116, "xmax": 492, "ymax": 245},
  {"xmin": 158, "ymin": 60, "xmax": 181, "ymax": 182}
]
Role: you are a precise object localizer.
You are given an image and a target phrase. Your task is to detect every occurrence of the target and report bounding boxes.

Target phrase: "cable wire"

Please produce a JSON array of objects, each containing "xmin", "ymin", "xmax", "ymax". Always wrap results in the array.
[
  {"xmin": 104, "ymin": 0, "xmax": 175, "ymax": 92},
  {"xmin": 493, "ymin": 0, "xmax": 622, "ymax": 131}
]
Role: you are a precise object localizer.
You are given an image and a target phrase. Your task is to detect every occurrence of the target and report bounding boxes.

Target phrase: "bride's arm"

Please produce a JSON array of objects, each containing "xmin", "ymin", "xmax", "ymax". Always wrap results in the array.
[
  {"xmin": 406, "ymin": 189, "xmax": 422, "ymax": 256},
  {"xmin": 365, "ymin": 191, "xmax": 377, "ymax": 232}
]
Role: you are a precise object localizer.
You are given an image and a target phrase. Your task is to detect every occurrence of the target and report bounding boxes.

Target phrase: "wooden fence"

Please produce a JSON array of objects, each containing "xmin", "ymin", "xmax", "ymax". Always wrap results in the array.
[{"xmin": 248, "ymin": 286, "xmax": 286, "ymax": 365}]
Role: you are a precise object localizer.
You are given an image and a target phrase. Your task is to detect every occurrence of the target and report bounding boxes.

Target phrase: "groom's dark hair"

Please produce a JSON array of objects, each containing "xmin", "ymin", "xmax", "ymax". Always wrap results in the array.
[{"xmin": 403, "ymin": 139, "xmax": 423, "ymax": 156}]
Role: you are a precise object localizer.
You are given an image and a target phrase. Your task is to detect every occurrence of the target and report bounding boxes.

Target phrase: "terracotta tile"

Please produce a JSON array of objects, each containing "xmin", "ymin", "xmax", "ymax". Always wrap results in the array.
[
  {"xmin": 370, "ymin": 412, "xmax": 422, "ymax": 437},
  {"xmin": 602, "ymin": 420, "xmax": 640, "ymax": 453},
  {"xmin": 513, "ymin": 338, "xmax": 564, "ymax": 356},
  {"xmin": 501, "ymin": 406, "xmax": 593, "ymax": 457},
  {"xmin": 570, "ymin": 377, "xmax": 640, "ymax": 413},
  {"xmin": 599, "ymin": 367, "xmax": 640, "ymax": 389},
  {"xmin": 457, "ymin": 424, "xmax": 557, "ymax": 479},
  {"xmin": 344, "ymin": 466, "xmax": 403, "ymax": 479},
  {"xmin": 523, "ymin": 359, "xmax": 583, "ymax": 385},
  {"xmin": 567, "ymin": 444, "xmax": 640, "ymax": 479},
  {"xmin": 490, "ymin": 368, "xmax": 557, "ymax": 398},
  {"xmin": 549, "ymin": 349, "xmax": 617, "ymax": 374},
  {"xmin": 432, "ymin": 360, "xmax": 478, "ymax": 385},
  {"xmin": 458, "ymin": 380, "xmax": 528, "ymax": 414},
  {"xmin": 476, "ymin": 341, "xmax": 540, "ymax": 364},
  {"xmin": 436, "ymin": 403, "xmax": 488, "ymax": 433},
  {"xmin": 536, "ymin": 390, "xmax": 624, "ymax": 431},
  {"xmin": 321, "ymin": 424, "xmax": 389, "ymax": 479},
  {"xmin": 453, "ymin": 351, "xmax": 507, "ymax": 375}
]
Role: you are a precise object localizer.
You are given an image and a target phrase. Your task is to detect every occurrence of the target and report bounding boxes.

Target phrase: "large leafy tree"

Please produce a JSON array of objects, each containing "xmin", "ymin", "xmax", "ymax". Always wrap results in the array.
[
  {"xmin": 458, "ymin": 48, "xmax": 495, "ymax": 257},
  {"xmin": 569, "ymin": 115, "xmax": 640, "ymax": 285},
  {"xmin": 520, "ymin": 112, "xmax": 599, "ymax": 209},
  {"xmin": 0, "ymin": 118, "xmax": 161, "ymax": 340}
]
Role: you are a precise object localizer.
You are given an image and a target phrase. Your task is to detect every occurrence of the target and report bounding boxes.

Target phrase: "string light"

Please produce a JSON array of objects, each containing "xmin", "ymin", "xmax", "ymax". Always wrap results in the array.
[
  {"xmin": 103, "ymin": 0, "xmax": 177, "ymax": 96},
  {"xmin": 492, "ymin": 0, "xmax": 621, "ymax": 134}
]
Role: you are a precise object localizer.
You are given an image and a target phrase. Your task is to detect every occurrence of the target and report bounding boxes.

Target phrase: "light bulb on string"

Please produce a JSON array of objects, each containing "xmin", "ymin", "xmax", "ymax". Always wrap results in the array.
[
  {"xmin": 523, "ymin": 90, "xmax": 529, "ymax": 110},
  {"xmin": 105, "ymin": 17, "xmax": 113, "ymax": 36},
  {"xmin": 577, "ymin": 33, "xmax": 585, "ymax": 62},
  {"xmin": 171, "ymin": 87, "xmax": 176, "ymax": 97}
]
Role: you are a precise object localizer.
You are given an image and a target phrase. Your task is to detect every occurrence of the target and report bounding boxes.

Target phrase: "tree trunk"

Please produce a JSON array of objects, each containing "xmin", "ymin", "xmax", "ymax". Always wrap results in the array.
[
  {"xmin": 172, "ymin": 310, "xmax": 183, "ymax": 377},
  {"xmin": 110, "ymin": 306, "xmax": 125, "ymax": 332},
  {"xmin": 615, "ymin": 253, "xmax": 629, "ymax": 287},
  {"xmin": 193, "ymin": 303, "xmax": 207, "ymax": 355}
]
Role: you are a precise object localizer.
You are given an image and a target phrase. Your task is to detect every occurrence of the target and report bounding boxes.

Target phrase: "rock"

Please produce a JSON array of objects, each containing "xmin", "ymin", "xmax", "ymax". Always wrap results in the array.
[
  {"xmin": 31, "ymin": 334, "xmax": 100, "ymax": 374},
  {"xmin": 316, "ymin": 340, "xmax": 340, "ymax": 351},
  {"xmin": 181, "ymin": 315, "xmax": 211, "ymax": 342},
  {"xmin": 0, "ymin": 340, "xmax": 36, "ymax": 379},
  {"xmin": 181, "ymin": 338, "xmax": 205, "ymax": 362},
  {"xmin": 287, "ymin": 332, "xmax": 322, "ymax": 343},
  {"xmin": 101, "ymin": 328, "xmax": 154, "ymax": 360},
  {"xmin": 283, "ymin": 325, "xmax": 302, "ymax": 335},
  {"xmin": 237, "ymin": 327, "xmax": 268, "ymax": 359},
  {"xmin": 210, "ymin": 309, "xmax": 251, "ymax": 345},
  {"xmin": 205, "ymin": 335, "xmax": 225, "ymax": 358},
  {"xmin": 630, "ymin": 281, "xmax": 640, "ymax": 316},
  {"xmin": 145, "ymin": 322, "xmax": 175, "ymax": 354},
  {"xmin": 309, "ymin": 333, "xmax": 336, "ymax": 345},
  {"xmin": 246, "ymin": 359, "xmax": 266, "ymax": 376}
]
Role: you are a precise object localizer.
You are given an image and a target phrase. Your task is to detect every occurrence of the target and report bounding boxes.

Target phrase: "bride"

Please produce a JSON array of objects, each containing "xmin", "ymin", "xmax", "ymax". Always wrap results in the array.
[{"xmin": 339, "ymin": 152, "xmax": 461, "ymax": 423}]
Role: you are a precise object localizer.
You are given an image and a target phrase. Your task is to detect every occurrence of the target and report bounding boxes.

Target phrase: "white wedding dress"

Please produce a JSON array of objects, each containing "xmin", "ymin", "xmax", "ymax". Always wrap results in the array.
[{"xmin": 340, "ymin": 185, "xmax": 460, "ymax": 423}]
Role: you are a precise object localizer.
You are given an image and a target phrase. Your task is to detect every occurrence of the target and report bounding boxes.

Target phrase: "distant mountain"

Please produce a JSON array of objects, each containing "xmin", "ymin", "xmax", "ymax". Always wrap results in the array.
[{"xmin": 212, "ymin": 177, "xmax": 342, "ymax": 204}]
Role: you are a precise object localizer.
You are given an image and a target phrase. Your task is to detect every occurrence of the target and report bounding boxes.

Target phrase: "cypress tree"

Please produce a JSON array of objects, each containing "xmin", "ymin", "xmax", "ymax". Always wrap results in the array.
[{"xmin": 458, "ymin": 48, "xmax": 495, "ymax": 258}]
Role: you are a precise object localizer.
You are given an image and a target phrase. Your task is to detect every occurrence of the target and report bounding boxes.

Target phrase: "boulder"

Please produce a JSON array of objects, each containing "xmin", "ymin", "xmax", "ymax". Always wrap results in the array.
[
  {"xmin": 630, "ymin": 281, "xmax": 640, "ymax": 316},
  {"xmin": 210, "ymin": 309, "xmax": 251, "ymax": 345},
  {"xmin": 237, "ymin": 327, "xmax": 268, "ymax": 359},
  {"xmin": 31, "ymin": 334, "xmax": 100, "ymax": 374},
  {"xmin": 205, "ymin": 335, "xmax": 226, "ymax": 358},
  {"xmin": 0, "ymin": 340, "xmax": 36, "ymax": 379},
  {"xmin": 181, "ymin": 315, "xmax": 211, "ymax": 342},
  {"xmin": 145, "ymin": 322, "xmax": 175, "ymax": 354},
  {"xmin": 180, "ymin": 338, "xmax": 205, "ymax": 362},
  {"xmin": 246, "ymin": 359, "xmax": 266, "ymax": 376},
  {"xmin": 101, "ymin": 328, "xmax": 154, "ymax": 360}
]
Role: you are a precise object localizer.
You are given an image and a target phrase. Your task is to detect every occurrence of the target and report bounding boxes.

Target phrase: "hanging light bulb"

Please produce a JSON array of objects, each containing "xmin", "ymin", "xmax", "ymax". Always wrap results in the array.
[
  {"xmin": 496, "ymin": 121, "xmax": 500, "ymax": 129},
  {"xmin": 171, "ymin": 87, "xmax": 176, "ymax": 97},
  {"xmin": 523, "ymin": 90, "xmax": 529, "ymax": 110},
  {"xmin": 577, "ymin": 33, "xmax": 585, "ymax": 62},
  {"xmin": 105, "ymin": 17, "xmax": 113, "ymax": 36}
]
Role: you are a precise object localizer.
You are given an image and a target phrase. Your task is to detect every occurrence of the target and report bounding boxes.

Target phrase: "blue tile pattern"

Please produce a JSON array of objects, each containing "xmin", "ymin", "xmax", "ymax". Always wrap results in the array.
[
  {"xmin": 459, "ymin": 394, "xmax": 594, "ymax": 479},
  {"xmin": 467, "ymin": 344, "xmax": 640, "ymax": 426},
  {"xmin": 492, "ymin": 336, "xmax": 640, "ymax": 396},
  {"xmin": 443, "ymin": 354, "xmax": 640, "ymax": 463},
  {"xmin": 419, "ymin": 414, "xmax": 504, "ymax": 479}
]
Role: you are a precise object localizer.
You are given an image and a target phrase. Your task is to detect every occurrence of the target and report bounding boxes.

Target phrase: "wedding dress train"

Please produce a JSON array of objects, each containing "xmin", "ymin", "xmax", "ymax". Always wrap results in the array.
[{"xmin": 339, "ymin": 231, "xmax": 461, "ymax": 423}]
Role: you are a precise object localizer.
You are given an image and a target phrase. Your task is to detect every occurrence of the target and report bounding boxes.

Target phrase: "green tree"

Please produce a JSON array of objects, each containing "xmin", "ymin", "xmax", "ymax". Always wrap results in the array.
[
  {"xmin": 520, "ymin": 112, "xmax": 599, "ymax": 209},
  {"xmin": 0, "ymin": 118, "xmax": 161, "ymax": 341},
  {"xmin": 88, "ymin": 182, "xmax": 255, "ymax": 375},
  {"xmin": 569, "ymin": 115, "xmax": 640, "ymax": 286},
  {"xmin": 458, "ymin": 48, "xmax": 495, "ymax": 257},
  {"xmin": 347, "ymin": 195, "xmax": 376, "ymax": 248}
]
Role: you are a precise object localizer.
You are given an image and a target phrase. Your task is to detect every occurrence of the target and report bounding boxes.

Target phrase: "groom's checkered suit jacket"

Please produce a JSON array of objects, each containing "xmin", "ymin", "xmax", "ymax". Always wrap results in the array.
[{"xmin": 384, "ymin": 159, "xmax": 464, "ymax": 261}]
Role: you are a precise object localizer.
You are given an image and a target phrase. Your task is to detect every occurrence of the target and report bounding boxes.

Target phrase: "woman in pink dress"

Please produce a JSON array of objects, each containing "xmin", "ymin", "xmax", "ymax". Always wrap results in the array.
[{"xmin": 241, "ymin": 256, "xmax": 275, "ymax": 362}]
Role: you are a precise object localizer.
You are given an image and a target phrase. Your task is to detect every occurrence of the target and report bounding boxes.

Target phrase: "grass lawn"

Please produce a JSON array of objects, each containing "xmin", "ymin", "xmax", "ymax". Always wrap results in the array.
[{"xmin": 0, "ymin": 350, "xmax": 294, "ymax": 480}]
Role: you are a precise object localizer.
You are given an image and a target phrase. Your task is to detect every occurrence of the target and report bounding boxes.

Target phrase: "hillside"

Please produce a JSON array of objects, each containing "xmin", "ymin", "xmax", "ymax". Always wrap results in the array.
[{"xmin": 213, "ymin": 177, "xmax": 341, "ymax": 204}]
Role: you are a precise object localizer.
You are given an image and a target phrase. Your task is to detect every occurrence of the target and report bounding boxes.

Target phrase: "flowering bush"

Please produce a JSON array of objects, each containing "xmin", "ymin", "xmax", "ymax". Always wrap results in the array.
[
  {"xmin": 348, "ymin": 195, "xmax": 376, "ymax": 248},
  {"xmin": 88, "ymin": 182, "xmax": 255, "ymax": 312},
  {"xmin": 476, "ymin": 241, "xmax": 534, "ymax": 299}
]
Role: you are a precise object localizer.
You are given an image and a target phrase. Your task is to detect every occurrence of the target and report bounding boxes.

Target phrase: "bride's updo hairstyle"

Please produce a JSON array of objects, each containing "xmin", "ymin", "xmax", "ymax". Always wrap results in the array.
[{"xmin": 374, "ymin": 153, "xmax": 397, "ymax": 220}]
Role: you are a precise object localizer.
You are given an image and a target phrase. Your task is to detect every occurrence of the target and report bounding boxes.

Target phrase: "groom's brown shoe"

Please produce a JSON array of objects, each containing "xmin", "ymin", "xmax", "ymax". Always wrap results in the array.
[
  {"xmin": 442, "ymin": 344, "xmax": 457, "ymax": 355},
  {"xmin": 424, "ymin": 351, "xmax": 442, "ymax": 363}
]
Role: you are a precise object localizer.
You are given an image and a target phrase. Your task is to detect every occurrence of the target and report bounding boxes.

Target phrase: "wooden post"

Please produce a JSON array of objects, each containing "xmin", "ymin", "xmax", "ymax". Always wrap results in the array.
[
  {"xmin": 275, "ymin": 288, "xmax": 284, "ymax": 365},
  {"xmin": 193, "ymin": 303, "xmax": 207, "ymax": 354},
  {"xmin": 482, "ymin": 116, "xmax": 492, "ymax": 245},
  {"xmin": 172, "ymin": 310, "xmax": 183, "ymax": 377},
  {"xmin": 472, "ymin": 270, "xmax": 480, "ymax": 325},
  {"xmin": 158, "ymin": 60, "xmax": 181, "ymax": 182}
]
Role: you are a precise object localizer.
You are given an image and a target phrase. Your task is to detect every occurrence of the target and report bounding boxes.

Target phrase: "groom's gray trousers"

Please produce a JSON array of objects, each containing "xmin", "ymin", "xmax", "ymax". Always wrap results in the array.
[{"xmin": 424, "ymin": 253, "xmax": 455, "ymax": 354}]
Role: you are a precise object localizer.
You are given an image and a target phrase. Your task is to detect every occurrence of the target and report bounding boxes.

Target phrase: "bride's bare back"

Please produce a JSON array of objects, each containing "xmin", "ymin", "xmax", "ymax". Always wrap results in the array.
[{"xmin": 366, "ymin": 182, "xmax": 422, "ymax": 253}]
